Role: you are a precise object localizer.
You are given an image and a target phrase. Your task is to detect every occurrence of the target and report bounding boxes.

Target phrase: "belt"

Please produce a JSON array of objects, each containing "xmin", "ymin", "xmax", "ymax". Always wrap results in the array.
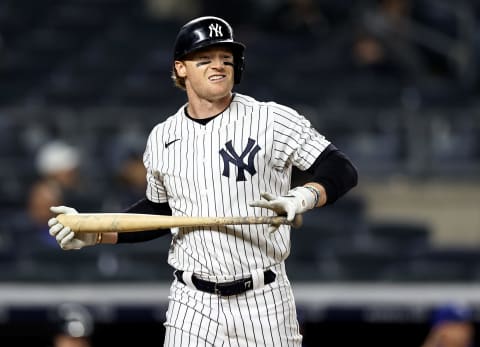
[{"xmin": 174, "ymin": 270, "xmax": 276, "ymax": 296}]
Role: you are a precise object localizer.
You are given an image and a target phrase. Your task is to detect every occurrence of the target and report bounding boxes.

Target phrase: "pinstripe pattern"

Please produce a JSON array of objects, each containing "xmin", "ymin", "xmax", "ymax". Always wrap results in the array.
[
  {"xmin": 163, "ymin": 263, "xmax": 302, "ymax": 346},
  {"xmin": 143, "ymin": 93, "xmax": 329, "ymax": 345}
]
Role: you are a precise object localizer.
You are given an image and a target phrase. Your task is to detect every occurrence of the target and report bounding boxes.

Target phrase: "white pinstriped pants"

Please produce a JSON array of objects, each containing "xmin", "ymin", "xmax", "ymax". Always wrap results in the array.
[{"xmin": 163, "ymin": 263, "xmax": 302, "ymax": 347}]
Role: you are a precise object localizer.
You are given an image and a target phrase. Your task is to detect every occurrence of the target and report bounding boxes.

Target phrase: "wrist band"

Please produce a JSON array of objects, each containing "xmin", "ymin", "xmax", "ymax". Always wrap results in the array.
[
  {"xmin": 304, "ymin": 185, "xmax": 320, "ymax": 207},
  {"xmin": 95, "ymin": 233, "xmax": 103, "ymax": 245}
]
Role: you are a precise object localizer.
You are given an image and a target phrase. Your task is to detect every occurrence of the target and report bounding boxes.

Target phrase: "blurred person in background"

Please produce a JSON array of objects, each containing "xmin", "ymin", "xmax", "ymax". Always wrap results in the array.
[
  {"xmin": 101, "ymin": 132, "xmax": 149, "ymax": 211},
  {"xmin": 17, "ymin": 140, "xmax": 96, "ymax": 248},
  {"xmin": 421, "ymin": 302, "xmax": 475, "ymax": 347},
  {"xmin": 114, "ymin": 151, "xmax": 147, "ymax": 203},
  {"xmin": 49, "ymin": 303, "xmax": 94, "ymax": 347},
  {"xmin": 35, "ymin": 140, "xmax": 98, "ymax": 212},
  {"xmin": 352, "ymin": 0, "xmax": 476, "ymax": 85},
  {"xmin": 35, "ymin": 140, "xmax": 81, "ymax": 201},
  {"xmin": 25, "ymin": 178, "xmax": 64, "ymax": 247},
  {"xmin": 52, "ymin": 334, "xmax": 91, "ymax": 347},
  {"xmin": 351, "ymin": 0, "xmax": 425, "ymax": 78},
  {"xmin": 263, "ymin": 0, "xmax": 329, "ymax": 38},
  {"xmin": 102, "ymin": 151, "xmax": 147, "ymax": 211}
]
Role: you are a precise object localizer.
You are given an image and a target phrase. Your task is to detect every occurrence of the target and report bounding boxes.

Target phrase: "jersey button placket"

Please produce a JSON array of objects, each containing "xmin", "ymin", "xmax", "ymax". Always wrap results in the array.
[{"xmin": 198, "ymin": 130, "xmax": 208, "ymax": 196}]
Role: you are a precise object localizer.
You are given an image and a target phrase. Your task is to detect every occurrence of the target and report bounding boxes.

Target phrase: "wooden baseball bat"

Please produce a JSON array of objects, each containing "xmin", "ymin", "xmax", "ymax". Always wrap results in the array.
[{"xmin": 56, "ymin": 213, "xmax": 303, "ymax": 233}]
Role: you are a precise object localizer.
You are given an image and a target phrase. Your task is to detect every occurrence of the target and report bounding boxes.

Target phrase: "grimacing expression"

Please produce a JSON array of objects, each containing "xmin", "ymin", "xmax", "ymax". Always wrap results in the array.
[{"xmin": 175, "ymin": 46, "xmax": 235, "ymax": 99}]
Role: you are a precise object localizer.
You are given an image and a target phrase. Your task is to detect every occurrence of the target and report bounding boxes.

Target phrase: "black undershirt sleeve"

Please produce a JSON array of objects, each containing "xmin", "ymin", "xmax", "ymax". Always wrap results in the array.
[
  {"xmin": 117, "ymin": 198, "xmax": 172, "ymax": 243},
  {"xmin": 305, "ymin": 144, "xmax": 358, "ymax": 205}
]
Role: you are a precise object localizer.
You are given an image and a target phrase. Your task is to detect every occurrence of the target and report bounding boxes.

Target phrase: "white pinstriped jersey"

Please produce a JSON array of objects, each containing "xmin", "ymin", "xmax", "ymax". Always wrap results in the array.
[{"xmin": 143, "ymin": 93, "xmax": 330, "ymax": 281}]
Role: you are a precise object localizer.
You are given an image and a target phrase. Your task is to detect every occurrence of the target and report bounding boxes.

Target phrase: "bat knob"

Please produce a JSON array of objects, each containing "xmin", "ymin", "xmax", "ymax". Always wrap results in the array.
[{"xmin": 291, "ymin": 214, "xmax": 303, "ymax": 228}]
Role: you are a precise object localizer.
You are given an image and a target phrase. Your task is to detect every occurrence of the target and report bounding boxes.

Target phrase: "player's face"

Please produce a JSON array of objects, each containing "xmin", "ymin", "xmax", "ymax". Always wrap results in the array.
[{"xmin": 175, "ymin": 46, "xmax": 235, "ymax": 101}]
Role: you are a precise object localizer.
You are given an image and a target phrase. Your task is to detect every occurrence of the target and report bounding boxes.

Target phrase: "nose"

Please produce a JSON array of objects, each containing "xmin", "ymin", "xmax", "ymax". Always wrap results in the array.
[{"xmin": 210, "ymin": 56, "xmax": 225, "ymax": 69}]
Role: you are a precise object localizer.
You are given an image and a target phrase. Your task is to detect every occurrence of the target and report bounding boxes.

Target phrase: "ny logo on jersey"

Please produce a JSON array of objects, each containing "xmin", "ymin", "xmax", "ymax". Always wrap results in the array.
[
  {"xmin": 208, "ymin": 23, "xmax": 223, "ymax": 38},
  {"xmin": 219, "ymin": 138, "xmax": 261, "ymax": 181}
]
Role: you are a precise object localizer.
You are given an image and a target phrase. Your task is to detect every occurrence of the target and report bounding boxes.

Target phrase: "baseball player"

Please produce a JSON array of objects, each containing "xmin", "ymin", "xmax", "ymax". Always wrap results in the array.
[{"xmin": 48, "ymin": 16, "xmax": 358, "ymax": 346}]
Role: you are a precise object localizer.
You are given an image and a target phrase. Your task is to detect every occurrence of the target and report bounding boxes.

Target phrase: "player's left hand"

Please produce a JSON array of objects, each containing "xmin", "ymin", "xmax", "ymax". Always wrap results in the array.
[{"xmin": 249, "ymin": 186, "xmax": 318, "ymax": 231}]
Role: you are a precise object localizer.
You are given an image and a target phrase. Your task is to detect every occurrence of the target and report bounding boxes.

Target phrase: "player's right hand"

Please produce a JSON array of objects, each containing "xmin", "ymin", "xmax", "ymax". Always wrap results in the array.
[{"xmin": 48, "ymin": 206, "xmax": 98, "ymax": 250}]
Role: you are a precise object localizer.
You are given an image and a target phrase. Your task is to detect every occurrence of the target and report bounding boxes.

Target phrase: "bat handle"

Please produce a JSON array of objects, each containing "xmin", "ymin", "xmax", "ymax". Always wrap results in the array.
[{"xmin": 291, "ymin": 214, "xmax": 303, "ymax": 228}]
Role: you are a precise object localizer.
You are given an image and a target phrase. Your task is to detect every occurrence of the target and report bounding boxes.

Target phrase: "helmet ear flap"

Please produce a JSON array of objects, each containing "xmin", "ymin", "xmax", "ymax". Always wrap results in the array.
[{"xmin": 234, "ymin": 54, "xmax": 245, "ymax": 84}]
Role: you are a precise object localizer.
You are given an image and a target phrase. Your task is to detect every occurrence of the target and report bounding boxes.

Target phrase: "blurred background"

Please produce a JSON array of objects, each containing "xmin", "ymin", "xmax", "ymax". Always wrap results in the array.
[{"xmin": 0, "ymin": 0, "xmax": 479, "ymax": 346}]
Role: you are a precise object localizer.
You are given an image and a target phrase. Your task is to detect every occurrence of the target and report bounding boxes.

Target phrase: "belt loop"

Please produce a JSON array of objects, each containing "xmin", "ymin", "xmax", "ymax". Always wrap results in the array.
[
  {"xmin": 250, "ymin": 269, "xmax": 265, "ymax": 290},
  {"xmin": 181, "ymin": 271, "xmax": 196, "ymax": 290}
]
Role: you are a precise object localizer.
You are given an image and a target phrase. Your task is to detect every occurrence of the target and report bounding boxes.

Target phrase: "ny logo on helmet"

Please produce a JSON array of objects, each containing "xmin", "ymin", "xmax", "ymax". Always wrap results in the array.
[
  {"xmin": 209, "ymin": 23, "xmax": 223, "ymax": 38},
  {"xmin": 219, "ymin": 138, "xmax": 261, "ymax": 181}
]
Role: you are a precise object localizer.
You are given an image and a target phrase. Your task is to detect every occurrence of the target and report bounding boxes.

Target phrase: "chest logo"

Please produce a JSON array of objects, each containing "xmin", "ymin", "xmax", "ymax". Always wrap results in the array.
[
  {"xmin": 165, "ymin": 139, "xmax": 180, "ymax": 148},
  {"xmin": 219, "ymin": 138, "xmax": 261, "ymax": 181}
]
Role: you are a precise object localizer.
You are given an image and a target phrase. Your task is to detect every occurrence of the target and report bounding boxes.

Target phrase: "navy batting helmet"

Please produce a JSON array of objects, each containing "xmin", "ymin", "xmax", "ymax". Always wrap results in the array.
[{"xmin": 173, "ymin": 16, "xmax": 245, "ymax": 84}]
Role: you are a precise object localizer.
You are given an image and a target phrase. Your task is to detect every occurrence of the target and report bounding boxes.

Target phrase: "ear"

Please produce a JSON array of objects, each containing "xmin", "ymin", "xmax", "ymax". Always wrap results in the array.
[{"xmin": 174, "ymin": 61, "xmax": 187, "ymax": 78}]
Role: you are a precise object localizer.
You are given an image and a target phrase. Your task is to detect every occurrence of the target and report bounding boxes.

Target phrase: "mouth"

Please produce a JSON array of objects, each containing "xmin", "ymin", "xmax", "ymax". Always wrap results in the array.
[{"xmin": 208, "ymin": 74, "xmax": 226, "ymax": 82}]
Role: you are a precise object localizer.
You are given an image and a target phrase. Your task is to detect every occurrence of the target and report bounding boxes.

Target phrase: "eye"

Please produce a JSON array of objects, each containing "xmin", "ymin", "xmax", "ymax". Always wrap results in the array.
[{"xmin": 195, "ymin": 60, "xmax": 211, "ymax": 67}]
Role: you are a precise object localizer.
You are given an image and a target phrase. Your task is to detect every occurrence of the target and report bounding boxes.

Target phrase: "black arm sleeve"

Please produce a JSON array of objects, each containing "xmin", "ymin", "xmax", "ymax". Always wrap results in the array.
[
  {"xmin": 117, "ymin": 198, "xmax": 172, "ymax": 243},
  {"xmin": 306, "ymin": 144, "xmax": 358, "ymax": 205}
]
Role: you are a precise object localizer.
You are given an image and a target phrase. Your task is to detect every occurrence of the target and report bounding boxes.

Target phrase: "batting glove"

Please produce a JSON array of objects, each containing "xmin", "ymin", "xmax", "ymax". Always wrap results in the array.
[
  {"xmin": 249, "ymin": 186, "xmax": 319, "ymax": 222},
  {"xmin": 48, "ymin": 206, "xmax": 99, "ymax": 250}
]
